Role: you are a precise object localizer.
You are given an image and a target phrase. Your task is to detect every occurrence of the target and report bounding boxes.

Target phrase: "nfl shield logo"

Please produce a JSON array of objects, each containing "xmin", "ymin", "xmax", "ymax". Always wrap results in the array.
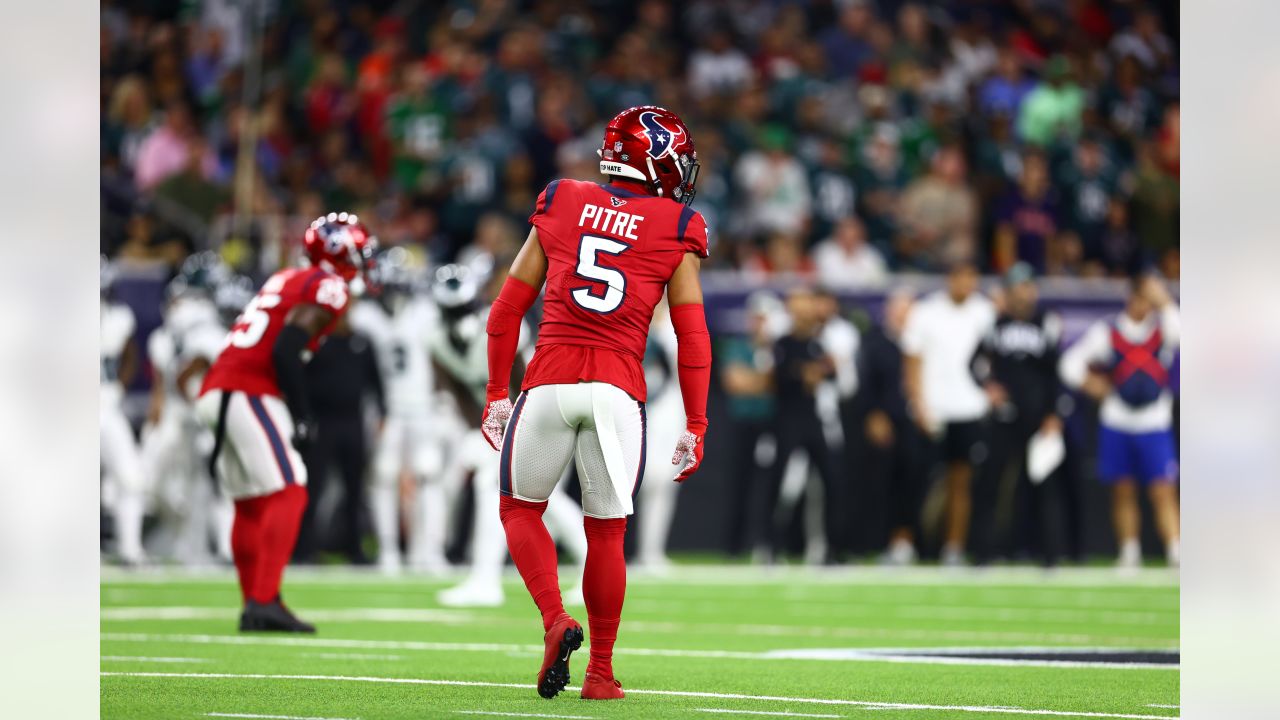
[{"xmin": 610, "ymin": 196, "xmax": 626, "ymax": 207}]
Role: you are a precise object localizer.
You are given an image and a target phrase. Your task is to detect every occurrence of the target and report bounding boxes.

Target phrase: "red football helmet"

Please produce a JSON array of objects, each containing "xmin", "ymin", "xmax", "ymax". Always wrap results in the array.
[
  {"xmin": 598, "ymin": 106, "xmax": 699, "ymax": 204},
  {"xmin": 302, "ymin": 212, "xmax": 377, "ymax": 284}
]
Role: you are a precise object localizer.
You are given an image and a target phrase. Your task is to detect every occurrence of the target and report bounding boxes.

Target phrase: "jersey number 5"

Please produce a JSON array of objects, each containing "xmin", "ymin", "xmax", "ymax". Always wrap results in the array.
[
  {"xmin": 571, "ymin": 235, "xmax": 628, "ymax": 313},
  {"xmin": 228, "ymin": 292, "xmax": 282, "ymax": 348}
]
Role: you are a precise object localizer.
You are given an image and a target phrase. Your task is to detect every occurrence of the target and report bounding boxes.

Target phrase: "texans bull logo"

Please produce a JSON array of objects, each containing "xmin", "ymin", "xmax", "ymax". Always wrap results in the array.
[{"xmin": 639, "ymin": 111, "xmax": 684, "ymax": 160}]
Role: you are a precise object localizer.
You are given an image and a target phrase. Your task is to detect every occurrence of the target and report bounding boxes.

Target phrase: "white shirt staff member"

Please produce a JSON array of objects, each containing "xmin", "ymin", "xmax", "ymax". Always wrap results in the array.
[{"xmin": 901, "ymin": 262, "xmax": 996, "ymax": 566}]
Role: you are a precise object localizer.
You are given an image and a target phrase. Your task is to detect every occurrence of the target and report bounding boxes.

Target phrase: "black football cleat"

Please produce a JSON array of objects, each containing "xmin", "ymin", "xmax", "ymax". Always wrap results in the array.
[{"xmin": 239, "ymin": 599, "xmax": 317, "ymax": 633}]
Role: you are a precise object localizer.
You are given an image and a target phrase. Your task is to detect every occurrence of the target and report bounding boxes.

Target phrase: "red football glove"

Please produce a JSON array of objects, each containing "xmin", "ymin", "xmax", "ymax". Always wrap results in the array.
[
  {"xmin": 670, "ymin": 426, "xmax": 705, "ymax": 482},
  {"xmin": 481, "ymin": 390, "xmax": 513, "ymax": 451}
]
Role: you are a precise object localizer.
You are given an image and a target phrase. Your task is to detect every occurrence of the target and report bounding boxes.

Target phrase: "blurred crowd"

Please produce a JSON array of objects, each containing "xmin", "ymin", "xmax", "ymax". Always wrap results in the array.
[{"xmin": 102, "ymin": 0, "xmax": 1178, "ymax": 283}]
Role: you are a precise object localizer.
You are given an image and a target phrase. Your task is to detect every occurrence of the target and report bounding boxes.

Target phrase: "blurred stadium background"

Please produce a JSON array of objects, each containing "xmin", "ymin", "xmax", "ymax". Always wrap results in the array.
[{"xmin": 100, "ymin": 0, "xmax": 1181, "ymax": 716}]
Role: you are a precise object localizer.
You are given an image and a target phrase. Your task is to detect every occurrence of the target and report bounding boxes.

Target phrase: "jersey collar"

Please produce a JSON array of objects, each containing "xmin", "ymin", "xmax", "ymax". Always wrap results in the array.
[{"xmin": 600, "ymin": 182, "xmax": 648, "ymax": 199}]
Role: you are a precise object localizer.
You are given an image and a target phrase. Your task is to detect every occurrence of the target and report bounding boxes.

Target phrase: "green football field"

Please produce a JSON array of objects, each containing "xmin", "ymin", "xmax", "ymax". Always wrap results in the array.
[{"xmin": 101, "ymin": 565, "xmax": 1179, "ymax": 719}]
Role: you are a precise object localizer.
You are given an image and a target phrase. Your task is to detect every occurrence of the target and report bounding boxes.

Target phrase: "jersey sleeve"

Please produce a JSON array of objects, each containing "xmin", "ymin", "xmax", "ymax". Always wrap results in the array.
[
  {"xmin": 528, "ymin": 179, "xmax": 567, "ymax": 231},
  {"xmin": 304, "ymin": 271, "xmax": 350, "ymax": 315},
  {"xmin": 676, "ymin": 206, "xmax": 710, "ymax": 258}
]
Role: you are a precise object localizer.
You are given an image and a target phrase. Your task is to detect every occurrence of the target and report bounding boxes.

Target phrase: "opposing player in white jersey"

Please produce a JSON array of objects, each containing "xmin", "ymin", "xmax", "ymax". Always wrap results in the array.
[
  {"xmin": 429, "ymin": 264, "xmax": 588, "ymax": 608},
  {"xmin": 101, "ymin": 257, "xmax": 147, "ymax": 565},
  {"xmin": 142, "ymin": 253, "xmax": 241, "ymax": 564},
  {"xmin": 633, "ymin": 303, "xmax": 684, "ymax": 571},
  {"xmin": 349, "ymin": 247, "xmax": 449, "ymax": 574}
]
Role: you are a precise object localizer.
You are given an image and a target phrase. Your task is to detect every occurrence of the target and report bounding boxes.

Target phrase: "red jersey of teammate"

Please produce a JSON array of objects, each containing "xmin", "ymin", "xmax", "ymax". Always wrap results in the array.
[
  {"xmin": 521, "ymin": 178, "xmax": 709, "ymax": 402},
  {"xmin": 201, "ymin": 266, "xmax": 350, "ymax": 398}
]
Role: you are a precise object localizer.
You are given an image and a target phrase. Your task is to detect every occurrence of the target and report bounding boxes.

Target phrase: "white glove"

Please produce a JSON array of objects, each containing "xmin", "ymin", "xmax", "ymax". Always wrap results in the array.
[
  {"xmin": 670, "ymin": 429, "xmax": 704, "ymax": 483},
  {"xmin": 481, "ymin": 398, "xmax": 514, "ymax": 451}
]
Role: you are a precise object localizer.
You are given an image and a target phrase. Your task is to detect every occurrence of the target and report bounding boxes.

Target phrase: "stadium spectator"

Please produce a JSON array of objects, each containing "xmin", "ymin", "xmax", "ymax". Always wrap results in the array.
[
  {"xmin": 134, "ymin": 102, "xmax": 208, "ymax": 192},
  {"xmin": 993, "ymin": 150, "xmax": 1061, "ymax": 274},
  {"xmin": 688, "ymin": 29, "xmax": 754, "ymax": 99},
  {"xmin": 1057, "ymin": 135, "xmax": 1120, "ymax": 273},
  {"xmin": 978, "ymin": 47, "xmax": 1034, "ymax": 119},
  {"xmin": 735, "ymin": 125, "xmax": 812, "ymax": 238},
  {"xmin": 901, "ymin": 262, "xmax": 996, "ymax": 565},
  {"xmin": 812, "ymin": 216, "xmax": 888, "ymax": 288},
  {"xmin": 896, "ymin": 144, "xmax": 978, "ymax": 271},
  {"xmin": 1017, "ymin": 55, "xmax": 1085, "ymax": 148},
  {"xmin": 820, "ymin": 0, "xmax": 876, "ymax": 80}
]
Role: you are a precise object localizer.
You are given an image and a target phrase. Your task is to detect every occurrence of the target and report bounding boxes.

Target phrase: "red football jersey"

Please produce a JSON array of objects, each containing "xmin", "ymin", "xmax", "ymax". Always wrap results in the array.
[
  {"xmin": 201, "ymin": 266, "xmax": 349, "ymax": 398},
  {"xmin": 522, "ymin": 179, "xmax": 709, "ymax": 402}
]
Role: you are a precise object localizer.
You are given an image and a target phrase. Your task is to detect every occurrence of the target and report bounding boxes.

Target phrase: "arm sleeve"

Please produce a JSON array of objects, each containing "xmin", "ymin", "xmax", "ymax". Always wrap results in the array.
[
  {"xmin": 485, "ymin": 276, "xmax": 539, "ymax": 401},
  {"xmin": 1059, "ymin": 321, "xmax": 1110, "ymax": 389},
  {"xmin": 272, "ymin": 323, "xmax": 314, "ymax": 423},
  {"xmin": 669, "ymin": 302, "xmax": 712, "ymax": 434},
  {"xmin": 1159, "ymin": 304, "xmax": 1181, "ymax": 348}
]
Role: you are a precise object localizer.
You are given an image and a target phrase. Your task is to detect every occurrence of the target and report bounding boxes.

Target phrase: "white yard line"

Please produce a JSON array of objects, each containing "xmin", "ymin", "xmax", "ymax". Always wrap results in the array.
[
  {"xmin": 455, "ymin": 711, "xmax": 597, "ymax": 719},
  {"xmin": 101, "ymin": 607, "xmax": 473, "ymax": 623},
  {"xmin": 100, "ymin": 564, "xmax": 1179, "ymax": 588},
  {"xmin": 304, "ymin": 653, "xmax": 405, "ymax": 661},
  {"xmin": 100, "ymin": 633, "xmax": 1178, "ymax": 670},
  {"xmin": 1146, "ymin": 705, "xmax": 1179, "ymax": 709},
  {"xmin": 101, "ymin": 608, "xmax": 1177, "ymax": 648},
  {"xmin": 695, "ymin": 709, "xmax": 841, "ymax": 718},
  {"xmin": 101, "ymin": 672, "xmax": 1181, "ymax": 720},
  {"xmin": 100, "ymin": 655, "xmax": 207, "ymax": 663},
  {"xmin": 206, "ymin": 713, "xmax": 358, "ymax": 720}
]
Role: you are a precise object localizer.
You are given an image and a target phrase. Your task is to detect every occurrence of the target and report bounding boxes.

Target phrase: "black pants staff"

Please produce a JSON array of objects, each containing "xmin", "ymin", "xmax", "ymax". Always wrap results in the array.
[
  {"xmin": 295, "ymin": 416, "xmax": 368, "ymax": 563},
  {"xmin": 724, "ymin": 417, "xmax": 771, "ymax": 556},
  {"xmin": 972, "ymin": 419, "xmax": 1063, "ymax": 566},
  {"xmin": 761, "ymin": 412, "xmax": 847, "ymax": 560}
]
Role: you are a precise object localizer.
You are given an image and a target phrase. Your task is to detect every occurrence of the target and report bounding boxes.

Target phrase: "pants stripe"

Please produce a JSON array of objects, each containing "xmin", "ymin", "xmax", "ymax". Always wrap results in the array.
[
  {"xmin": 247, "ymin": 396, "xmax": 295, "ymax": 485},
  {"xmin": 499, "ymin": 392, "xmax": 528, "ymax": 497},
  {"xmin": 631, "ymin": 401, "xmax": 647, "ymax": 500}
]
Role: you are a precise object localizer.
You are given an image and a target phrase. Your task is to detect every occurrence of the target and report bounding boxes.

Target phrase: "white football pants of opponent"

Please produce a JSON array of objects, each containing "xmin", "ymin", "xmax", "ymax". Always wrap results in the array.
[
  {"xmin": 438, "ymin": 429, "xmax": 588, "ymax": 607},
  {"xmin": 102, "ymin": 396, "xmax": 147, "ymax": 564},
  {"xmin": 142, "ymin": 404, "xmax": 233, "ymax": 564},
  {"xmin": 369, "ymin": 412, "xmax": 449, "ymax": 574},
  {"xmin": 635, "ymin": 382, "xmax": 686, "ymax": 571}
]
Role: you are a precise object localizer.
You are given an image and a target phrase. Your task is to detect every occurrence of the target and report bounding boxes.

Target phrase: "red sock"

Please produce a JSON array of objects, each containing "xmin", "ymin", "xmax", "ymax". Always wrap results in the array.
[
  {"xmin": 499, "ymin": 495, "xmax": 565, "ymax": 631},
  {"xmin": 583, "ymin": 516, "xmax": 627, "ymax": 679},
  {"xmin": 250, "ymin": 484, "xmax": 308, "ymax": 604},
  {"xmin": 232, "ymin": 495, "xmax": 269, "ymax": 603}
]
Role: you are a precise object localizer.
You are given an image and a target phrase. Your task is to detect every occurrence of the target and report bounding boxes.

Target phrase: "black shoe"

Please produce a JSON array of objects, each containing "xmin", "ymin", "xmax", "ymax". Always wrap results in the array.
[{"xmin": 239, "ymin": 599, "xmax": 317, "ymax": 633}]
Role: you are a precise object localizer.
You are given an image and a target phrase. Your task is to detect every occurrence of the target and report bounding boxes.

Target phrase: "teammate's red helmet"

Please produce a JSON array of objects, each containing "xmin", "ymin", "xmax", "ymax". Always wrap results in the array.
[
  {"xmin": 302, "ymin": 212, "xmax": 376, "ymax": 283},
  {"xmin": 598, "ymin": 106, "xmax": 699, "ymax": 204}
]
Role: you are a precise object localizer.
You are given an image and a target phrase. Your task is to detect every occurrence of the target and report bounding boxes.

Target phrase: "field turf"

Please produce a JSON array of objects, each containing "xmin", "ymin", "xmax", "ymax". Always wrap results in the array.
[{"xmin": 101, "ymin": 565, "xmax": 1179, "ymax": 719}]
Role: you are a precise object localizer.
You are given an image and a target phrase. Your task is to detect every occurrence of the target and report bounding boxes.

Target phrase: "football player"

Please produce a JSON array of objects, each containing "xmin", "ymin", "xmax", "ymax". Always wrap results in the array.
[
  {"xmin": 195, "ymin": 212, "xmax": 375, "ymax": 633},
  {"xmin": 101, "ymin": 256, "xmax": 146, "ymax": 565},
  {"xmin": 633, "ymin": 302, "xmax": 683, "ymax": 572},
  {"xmin": 142, "ymin": 253, "xmax": 237, "ymax": 564},
  {"xmin": 428, "ymin": 264, "xmax": 588, "ymax": 608},
  {"xmin": 483, "ymin": 106, "xmax": 711, "ymax": 700},
  {"xmin": 349, "ymin": 247, "xmax": 449, "ymax": 575}
]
